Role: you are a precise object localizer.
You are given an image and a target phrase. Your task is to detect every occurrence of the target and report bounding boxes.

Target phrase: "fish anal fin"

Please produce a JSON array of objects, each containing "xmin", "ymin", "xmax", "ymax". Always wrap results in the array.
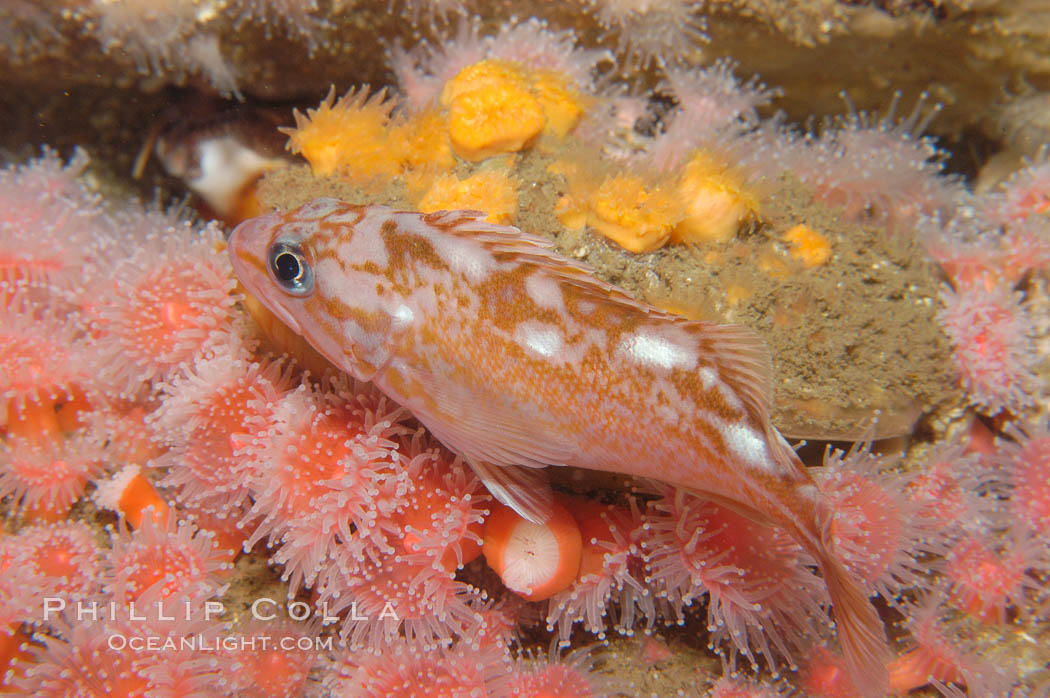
[{"xmin": 469, "ymin": 459, "xmax": 553, "ymax": 525}]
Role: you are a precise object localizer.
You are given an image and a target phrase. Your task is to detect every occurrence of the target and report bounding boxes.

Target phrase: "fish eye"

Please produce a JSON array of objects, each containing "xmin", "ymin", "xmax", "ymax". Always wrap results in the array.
[{"xmin": 267, "ymin": 240, "xmax": 314, "ymax": 296}]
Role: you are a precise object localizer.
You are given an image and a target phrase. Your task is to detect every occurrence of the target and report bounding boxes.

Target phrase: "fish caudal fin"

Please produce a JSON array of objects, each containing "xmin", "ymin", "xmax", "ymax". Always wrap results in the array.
[
  {"xmin": 818, "ymin": 549, "xmax": 892, "ymax": 697},
  {"xmin": 765, "ymin": 429, "xmax": 891, "ymax": 695}
]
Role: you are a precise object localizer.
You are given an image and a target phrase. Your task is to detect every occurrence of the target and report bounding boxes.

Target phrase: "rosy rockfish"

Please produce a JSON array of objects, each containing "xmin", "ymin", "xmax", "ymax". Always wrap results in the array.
[{"xmin": 229, "ymin": 198, "xmax": 890, "ymax": 693}]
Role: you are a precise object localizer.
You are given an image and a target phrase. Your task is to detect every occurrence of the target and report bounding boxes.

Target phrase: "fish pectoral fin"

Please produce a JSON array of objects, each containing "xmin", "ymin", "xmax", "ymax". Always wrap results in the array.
[
  {"xmin": 469, "ymin": 459, "xmax": 553, "ymax": 525},
  {"xmin": 402, "ymin": 363, "xmax": 577, "ymax": 470}
]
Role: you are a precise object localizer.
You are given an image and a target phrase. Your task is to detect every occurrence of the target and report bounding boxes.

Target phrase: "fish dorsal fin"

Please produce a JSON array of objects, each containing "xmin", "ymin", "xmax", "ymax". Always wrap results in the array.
[
  {"xmin": 422, "ymin": 209, "xmax": 603, "ymax": 280},
  {"xmin": 427, "ymin": 209, "xmax": 777, "ymax": 422},
  {"xmin": 699, "ymin": 321, "xmax": 775, "ymax": 422}
]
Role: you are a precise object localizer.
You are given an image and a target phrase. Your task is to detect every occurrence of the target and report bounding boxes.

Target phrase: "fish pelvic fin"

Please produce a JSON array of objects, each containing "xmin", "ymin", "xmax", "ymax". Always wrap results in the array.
[{"xmin": 468, "ymin": 459, "xmax": 553, "ymax": 525}]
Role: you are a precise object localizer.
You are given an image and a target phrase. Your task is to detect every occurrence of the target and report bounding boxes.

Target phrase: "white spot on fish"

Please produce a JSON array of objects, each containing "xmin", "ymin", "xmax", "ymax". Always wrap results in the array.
[
  {"xmin": 316, "ymin": 262, "xmax": 383, "ymax": 313},
  {"xmin": 391, "ymin": 304, "xmax": 414, "ymax": 329},
  {"xmin": 698, "ymin": 367, "xmax": 718, "ymax": 390},
  {"xmin": 441, "ymin": 238, "xmax": 496, "ymax": 282},
  {"xmin": 514, "ymin": 321, "xmax": 564, "ymax": 359},
  {"xmin": 723, "ymin": 423, "xmax": 772, "ymax": 472},
  {"xmin": 276, "ymin": 221, "xmax": 315, "ymax": 243},
  {"xmin": 342, "ymin": 208, "xmax": 391, "ymax": 268},
  {"xmin": 326, "ymin": 210, "xmax": 363, "ymax": 225},
  {"xmin": 616, "ymin": 327, "xmax": 698, "ymax": 372},
  {"xmin": 400, "ymin": 214, "xmax": 496, "ymax": 283},
  {"xmin": 525, "ymin": 272, "xmax": 566, "ymax": 313}
]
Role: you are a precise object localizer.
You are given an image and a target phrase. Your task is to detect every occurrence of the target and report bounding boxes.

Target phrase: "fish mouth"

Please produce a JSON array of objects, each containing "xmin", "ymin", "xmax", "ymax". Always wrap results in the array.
[
  {"xmin": 230, "ymin": 254, "xmax": 305, "ymax": 336},
  {"xmin": 227, "ymin": 214, "xmax": 305, "ymax": 336},
  {"xmin": 267, "ymin": 300, "xmax": 303, "ymax": 336}
]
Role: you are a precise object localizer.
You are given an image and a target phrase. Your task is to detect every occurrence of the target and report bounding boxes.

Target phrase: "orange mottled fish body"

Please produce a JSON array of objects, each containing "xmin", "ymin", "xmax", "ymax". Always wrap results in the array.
[{"xmin": 229, "ymin": 198, "xmax": 890, "ymax": 693}]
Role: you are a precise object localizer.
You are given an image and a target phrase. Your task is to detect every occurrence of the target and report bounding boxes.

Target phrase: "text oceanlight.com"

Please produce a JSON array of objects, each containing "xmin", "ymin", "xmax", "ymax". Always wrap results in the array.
[{"xmin": 107, "ymin": 633, "xmax": 335, "ymax": 653}]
